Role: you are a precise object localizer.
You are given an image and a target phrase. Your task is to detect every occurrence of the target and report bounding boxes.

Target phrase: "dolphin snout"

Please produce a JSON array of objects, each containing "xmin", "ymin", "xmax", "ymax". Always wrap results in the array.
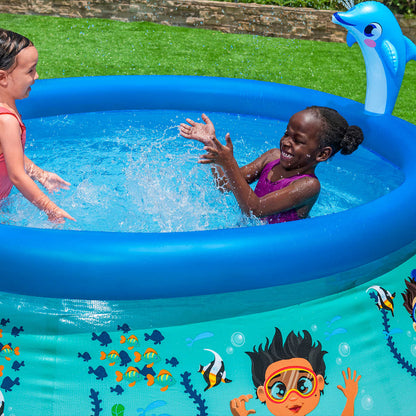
[{"xmin": 332, "ymin": 12, "xmax": 356, "ymax": 27}]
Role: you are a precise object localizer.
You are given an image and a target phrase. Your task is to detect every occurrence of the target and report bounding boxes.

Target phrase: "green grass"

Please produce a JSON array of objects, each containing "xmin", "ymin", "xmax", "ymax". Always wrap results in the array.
[{"xmin": 0, "ymin": 13, "xmax": 415, "ymax": 123}]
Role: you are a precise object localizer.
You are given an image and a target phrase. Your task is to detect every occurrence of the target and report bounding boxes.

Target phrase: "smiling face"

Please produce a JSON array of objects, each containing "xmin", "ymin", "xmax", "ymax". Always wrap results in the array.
[
  {"xmin": 279, "ymin": 109, "xmax": 331, "ymax": 173},
  {"xmin": 5, "ymin": 45, "xmax": 39, "ymax": 100},
  {"xmin": 257, "ymin": 358, "xmax": 325, "ymax": 416}
]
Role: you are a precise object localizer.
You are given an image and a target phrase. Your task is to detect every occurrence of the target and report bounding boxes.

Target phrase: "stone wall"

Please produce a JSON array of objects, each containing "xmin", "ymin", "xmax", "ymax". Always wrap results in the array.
[{"xmin": 0, "ymin": 0, "xmax": 415, "ymax": 43}]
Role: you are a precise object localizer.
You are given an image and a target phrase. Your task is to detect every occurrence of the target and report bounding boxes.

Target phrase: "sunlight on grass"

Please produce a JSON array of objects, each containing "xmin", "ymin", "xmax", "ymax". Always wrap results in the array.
[{"xmin": 0, "ymin": 13, "xmax": 414, "ymax": 123}]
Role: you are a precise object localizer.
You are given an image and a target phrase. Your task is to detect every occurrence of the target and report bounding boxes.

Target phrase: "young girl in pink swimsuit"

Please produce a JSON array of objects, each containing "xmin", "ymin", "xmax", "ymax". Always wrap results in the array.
[
  {"xmin": 0, "ymin": 29, "xmax": 74, "ymax": 223},
  {"xmin": 180, "ymin": 108, "xmax": 363, "ymax": 224}
]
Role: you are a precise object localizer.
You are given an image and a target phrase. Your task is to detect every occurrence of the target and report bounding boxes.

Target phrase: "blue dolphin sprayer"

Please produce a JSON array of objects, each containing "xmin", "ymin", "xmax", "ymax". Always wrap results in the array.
[{"xmin": 332, "ymin": 1, "xmax": 416, "ymax": 115}]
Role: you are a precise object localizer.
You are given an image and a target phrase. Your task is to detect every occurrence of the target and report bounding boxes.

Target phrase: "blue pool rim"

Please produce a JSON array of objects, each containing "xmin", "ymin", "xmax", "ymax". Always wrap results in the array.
[{"xmin": 1, "ymin": 75, "xmax": 415, "ymax": 300}]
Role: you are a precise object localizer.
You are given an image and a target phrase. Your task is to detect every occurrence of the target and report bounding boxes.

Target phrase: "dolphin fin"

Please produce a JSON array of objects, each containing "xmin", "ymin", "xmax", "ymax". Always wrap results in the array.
[
  {"xmin": 382, "ymin": 40, "xmax": 399, "ymax": 74},
  {"xmin": 404, "ymin": 36, "xmax": 416, "ymax": 61},
  {"xmin": 346, "ymin": 31, "xmax": 357, "ymax": 47}
]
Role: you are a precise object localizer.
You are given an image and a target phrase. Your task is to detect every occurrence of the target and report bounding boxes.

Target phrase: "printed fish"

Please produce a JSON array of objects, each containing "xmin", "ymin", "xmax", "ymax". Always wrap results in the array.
[
  {"xmin": 88, "ymin": 365, "xmax": 108, "ymax": 381},
  {"xmin": 11, "ymin": 326, "xmax": 24, "ymax": 337},
  {"xmin": 0, "ymin": 344, "xmax": 20, "ymax": 361},
  {"xmin": 139, "ymin": 363, "xmax": 156, "ymax": 379},
  {"xmin": 147, "ymin": 369, "xmax": 176, "ymax": 392},
  {"xmin": 119, "ymin": 350, "xmax": 132, "ymax": 367},
  {"xmin": 117, "ymin": 323, "xmax": 131, "ymax": 334},
  {"xmin": 110, "ymin": 385, "xmax": 124, "ymax": 395},
  {"xmin": 120, "ymin": 334, "xmax": 139, "ymax": 350},
  {"xmin": 78, "ymin": 352, "xmax": 92, "ymax": 362},
  {"xmin": 100, "ymin": 350, "xmax": 121, "ymax": 366},
  {"xmin": 92, "ymin": 331, "xmax": 112, "ymax": 347},
  {"xmin": 366, "ymin": 285, "xmax": 396, "ymax": 316},
  {"xmin": 166, "ymin": 357, "xmax": 179, "ymax": 367},
  {"xmin": 142, "ymin": 348, "xmax": 161, "ymax": 364},
  {"xmin": 116, "ymin": 366, "xmax": 152, "ymax": 388},
  {"xmin": 0, "ymin": 319, "xmax": 10, "ymax": 327},
  {"xmin": 102, "ymin": 349, "xmax": 141, "ymax": 366},
  {"xmin": 144, "ymin": 330, "xmax": 165, "ymax": 345},
  {"xmin": 0, "ymin": 376, "xmax": 19, "ymax": 392},
  {"xmin": 11, "ymin": 360, "xmax": 25, "ymax": 371},
  {"xmin": 199, "ymin": 349, "xmax": 232, "ymax": 391}
]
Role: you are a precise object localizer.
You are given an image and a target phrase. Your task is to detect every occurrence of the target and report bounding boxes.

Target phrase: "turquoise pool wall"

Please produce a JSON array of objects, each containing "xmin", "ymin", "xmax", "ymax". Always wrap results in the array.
[{"xmin": 0, "ymin": 255, "xmax": 415, "ymax": 415}]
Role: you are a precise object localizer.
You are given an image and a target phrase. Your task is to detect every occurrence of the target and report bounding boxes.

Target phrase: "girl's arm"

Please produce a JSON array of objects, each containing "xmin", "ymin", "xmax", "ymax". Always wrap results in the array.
[
  {"xmin": 180, "ymin": 114, "xmax": 278, "ymax": 191},
  {"xmin": 24, "ymin": 156, "xmax": 71, "ymax": 193},
  {"xmin": 201, "ymin": 134, "xmax": 320, "ymax": 218},
  {"xmin": 0, "ymin": 115, "xmax": 74, "ymax": 223},
  {"xmin": 180, "ymin": 113, "xmax": 230, "ymax": 189}
]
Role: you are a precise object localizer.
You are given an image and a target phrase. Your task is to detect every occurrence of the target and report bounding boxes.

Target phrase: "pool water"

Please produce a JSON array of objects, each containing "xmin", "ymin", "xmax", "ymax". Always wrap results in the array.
[{"xmin": 0, "ymin": 110, "xmax": 404, "ymax": 232}]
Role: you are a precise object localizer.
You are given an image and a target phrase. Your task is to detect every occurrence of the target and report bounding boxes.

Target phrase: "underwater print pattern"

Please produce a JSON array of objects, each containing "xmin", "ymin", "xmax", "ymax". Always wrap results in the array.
[
  {"xmin": 0, "ymin": 317, "xmax": 25, "ymax": 395},
  {"xmin": 0, "ymin": 256, "xmax": 415, "ymax": 414}
]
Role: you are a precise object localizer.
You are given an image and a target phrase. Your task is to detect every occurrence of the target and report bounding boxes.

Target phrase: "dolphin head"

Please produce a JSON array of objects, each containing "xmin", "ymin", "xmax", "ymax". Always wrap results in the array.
[{"xmin": 332, "ymin": 1, "xmax": 402, "ymax": 48}]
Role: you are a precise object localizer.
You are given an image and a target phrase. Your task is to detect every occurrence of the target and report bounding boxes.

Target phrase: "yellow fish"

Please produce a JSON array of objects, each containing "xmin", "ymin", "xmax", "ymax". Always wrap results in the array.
[
  {"xmin": 142, "ymin": 347, "xmax": 160, "ymax": 364},
  {"xmin": 1, "ymin": 344, "xmax": 19, "ymax": 361},
  {"xmin": 116, "ymin": 366, "xmax": 153, "ymax": 388},
  {"xmin": 147, "ymin": 369, "xmax": 176, "ymax": 392},
  {"xmin": 100, "ymin": 350, "xmax": 120, "ymax": 366},
  {"xmin": 120, "ymin": 334, "xmax": 139, "ymax": 350}
]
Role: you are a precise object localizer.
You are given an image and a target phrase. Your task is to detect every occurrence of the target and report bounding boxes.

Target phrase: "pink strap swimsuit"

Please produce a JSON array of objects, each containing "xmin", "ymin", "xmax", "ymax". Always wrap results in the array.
[
  {"xmin": 0, "ymin": 107, "xmax": 26, "ymax": 200},
  {"xmin": 254, "ymin": 159, "xmax": 316, "ymax": 224}
]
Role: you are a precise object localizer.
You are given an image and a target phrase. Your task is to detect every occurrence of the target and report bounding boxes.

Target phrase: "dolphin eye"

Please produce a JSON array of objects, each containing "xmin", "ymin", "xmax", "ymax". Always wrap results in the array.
[{"xmin": 364, "ymin": 23, "xmax": 382, "ymax": 40}]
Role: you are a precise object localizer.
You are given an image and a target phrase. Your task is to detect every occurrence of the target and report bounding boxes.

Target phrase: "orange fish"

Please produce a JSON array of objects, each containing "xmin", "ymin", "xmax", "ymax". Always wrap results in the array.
[
  {"xmin": 1, "ymin": 344, "xmax": 19, "ymax": 361},
  {"xmin": 147, "ymin": 369, "xmax": 176, "ymax": 392},
  {"xmin": 116, "ymin": 366, "xmax": 143, "ymax": 387},
  {"xmin": 142, "ymin": 347, "xmax": 160, "ymax": 364},
  {"xmin": 100, "ymin": 350, "xmax": 120, "ymax": 366},
  {"xmin": 120, "ymin": 334, "xmax": 139, "ymax": 350}
]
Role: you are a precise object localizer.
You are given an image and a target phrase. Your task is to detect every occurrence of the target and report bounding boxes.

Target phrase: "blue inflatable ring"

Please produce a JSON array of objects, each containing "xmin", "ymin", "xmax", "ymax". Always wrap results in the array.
[{"xmin": 1, "ymin": 75, "xmax": 415, "ymax": 300}]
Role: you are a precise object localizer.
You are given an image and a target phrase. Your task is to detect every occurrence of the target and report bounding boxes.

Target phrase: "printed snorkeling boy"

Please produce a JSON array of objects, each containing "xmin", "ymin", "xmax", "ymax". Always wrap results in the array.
[
  {"xmin": 402, "ymin": 270, "xmax": 416, "ymax": 332},
  {"xmin": 230, "ymin": 328, "xmax": 361, "ymax": 416}
]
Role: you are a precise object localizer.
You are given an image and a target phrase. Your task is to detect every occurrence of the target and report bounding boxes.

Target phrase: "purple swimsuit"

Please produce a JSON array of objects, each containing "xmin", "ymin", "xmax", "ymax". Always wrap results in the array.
[{"xmin": 253, "ymin": 159, "xmax": 316, "ymax": 224}]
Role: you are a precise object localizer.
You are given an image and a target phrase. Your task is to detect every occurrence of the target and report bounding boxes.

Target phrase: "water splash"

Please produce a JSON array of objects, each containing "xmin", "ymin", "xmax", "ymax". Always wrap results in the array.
[
  {"xmin": 2, "ymin": 109, "xmax": 403, "ymax": 232},
  {"xmin": 337, "ymin": 0, "xmax": 355, "ymax": 10}
]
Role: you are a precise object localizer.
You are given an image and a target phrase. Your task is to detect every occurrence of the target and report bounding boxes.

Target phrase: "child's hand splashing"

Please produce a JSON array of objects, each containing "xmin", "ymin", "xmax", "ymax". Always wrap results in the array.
[{"xmin": 180, "ymin": 113, "xmax": 216, "ymax": 146}]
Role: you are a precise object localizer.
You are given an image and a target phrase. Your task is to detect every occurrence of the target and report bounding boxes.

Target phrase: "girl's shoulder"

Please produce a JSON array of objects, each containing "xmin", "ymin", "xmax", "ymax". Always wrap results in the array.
[
  {"xmin": 0, "ymin": 107, "xmax": 24, "ymax": 128},
  {"xmin": 260, "ymin": 148, "xmax": 280, "ymax": 165}
]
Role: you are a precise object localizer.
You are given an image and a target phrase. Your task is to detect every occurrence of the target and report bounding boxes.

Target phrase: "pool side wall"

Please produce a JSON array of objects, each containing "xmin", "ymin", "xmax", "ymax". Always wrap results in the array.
[{"xmin": 0, "ymin": 75, "xmax": 414, "ymax": 301}]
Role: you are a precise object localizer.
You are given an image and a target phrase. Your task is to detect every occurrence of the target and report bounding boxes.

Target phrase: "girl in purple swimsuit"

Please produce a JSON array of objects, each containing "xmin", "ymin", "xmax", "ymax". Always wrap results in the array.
[{"xmin": 180, "ymin": 107, "xmax": 363, "ymax": 224}]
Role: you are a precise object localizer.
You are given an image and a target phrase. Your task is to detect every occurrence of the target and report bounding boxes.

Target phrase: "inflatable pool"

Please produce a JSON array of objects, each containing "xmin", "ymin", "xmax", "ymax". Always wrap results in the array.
[
  {"xmin": 0, "ymin": 3, "xmax": 416, "ymax": 414},
  {"xmin": 0, "ymin": 75, "xmax": 415, "ymax": 304}
]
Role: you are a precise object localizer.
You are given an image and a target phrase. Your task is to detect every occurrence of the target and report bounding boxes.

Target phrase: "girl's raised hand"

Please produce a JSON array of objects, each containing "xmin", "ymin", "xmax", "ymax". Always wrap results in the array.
[
  {"xmin": 40, "ymin": 171, "xmax": 71, "ymax": 193},
  {"xmin": 180, "ymin": 113, "xmax": 216, "ymax": 146},
  {"xmin": 200, "ymin": 133, "xmax": 234, "ymax": 166}
]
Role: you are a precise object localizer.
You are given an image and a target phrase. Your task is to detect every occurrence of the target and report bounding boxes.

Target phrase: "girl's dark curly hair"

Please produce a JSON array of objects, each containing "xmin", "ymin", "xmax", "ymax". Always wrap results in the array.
[
  {"xmin": 0, "ymin": 28, "xmax": 33, "ymax": 71},
  {"xmin": 246, "ymin": 328, "xmax": 328, "ymax": 398},
  {"xmin": 307, "ymin": 106, "xmax": 364, "ymax": 156}
]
